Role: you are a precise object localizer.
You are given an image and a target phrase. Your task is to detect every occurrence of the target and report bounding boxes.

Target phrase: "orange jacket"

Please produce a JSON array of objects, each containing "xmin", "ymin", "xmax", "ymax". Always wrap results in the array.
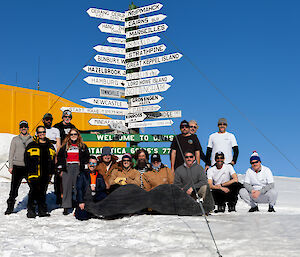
[
  {"xmin": 143, "ymin": 165, "xmax": 174, "ymax": 191},
  {"xmin": 108, "ymin": 167, "xmax": 140, "ymax": 186},
  {"xmin": 96, "ymin": 162, "xmax": 118, "ymax": 183}
]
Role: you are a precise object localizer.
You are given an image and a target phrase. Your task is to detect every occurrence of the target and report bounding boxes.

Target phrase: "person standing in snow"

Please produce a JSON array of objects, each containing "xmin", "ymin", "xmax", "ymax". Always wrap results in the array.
[
  {"xmin": 207, "ymin": 151, "xmax": 242, "ymax": 213},
  {"xmin": 205, "ymin": 118, "xmax": 239, "ymax": 171},
  {"xmin": 57, "ymin": 128, "xmax": 89, "ymax": 215},
  {"xmin": 5, "ymin": 120, "xmax": 33, "ymax": 215},
  {"xmin": 25, "ymin": 125, "xmax": 56, "ymax": 218},
  {"xmin": 239, "ymin": 151, "xmax": 278, "ymax": 212}
]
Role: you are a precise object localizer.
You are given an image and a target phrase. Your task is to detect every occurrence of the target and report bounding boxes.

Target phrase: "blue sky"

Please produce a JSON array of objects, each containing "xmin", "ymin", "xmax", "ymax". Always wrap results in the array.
[{"xmin": 0, "ymin": 0, "xmax": 299, "ymax": 177}]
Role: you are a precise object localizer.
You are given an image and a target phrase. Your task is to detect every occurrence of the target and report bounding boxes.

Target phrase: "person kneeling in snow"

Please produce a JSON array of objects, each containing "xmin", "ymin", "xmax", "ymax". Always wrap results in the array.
[
  {"xmin": 239, "ymin": 151, "xmax": 278, "ymax": 212},
  {"xmin": 75, "ymin": 156, "xmax": 107, "ymax": 220},
  {"xmin": 207, "ymin": 151, "xmax": 242, "ymax": 213}
]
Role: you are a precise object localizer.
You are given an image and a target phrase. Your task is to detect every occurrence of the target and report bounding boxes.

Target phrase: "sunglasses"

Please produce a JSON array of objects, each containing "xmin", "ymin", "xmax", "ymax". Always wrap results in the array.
[
  {"xmin": 20, "ymin": 126, "xmax": 28, "ymax": 129},
  {"xmin": 218, "ymin": 123, "xmax": 227, "ymax": 126},
  {"xmin": 63, "ymin": 116, "xmax": 71, "ymax": 119},
  {"xmin": 122, "ymin": 159, "xmax": 131, "ymax": 162},
  {"xmin": 190, "ymin": 126, "xmax": 197, "ymax": 129},
  {"xmin": 185, "ymin": 155, "xmax": 194, "ymax": 159},
  {"xmin": 251, "ymin": 161, "xmax": 259, "ymax": 164},
  {"xmin": 37, "ymin": 131, "xmax": 46, "ymax": 134},
  {"xmin": 180, "ymin": 125, "xmax": 189, "ymax": 129},
  {"xmin": 89, "ymin": 162, "xmax": 97, "ymax": 166},
  {"xmin": 216, "ymin": 157, "xmax": 224, "ymax": 160},
  {"xmin": 70, "ymin": 133, "xmax": 78, "ymax": 136}
]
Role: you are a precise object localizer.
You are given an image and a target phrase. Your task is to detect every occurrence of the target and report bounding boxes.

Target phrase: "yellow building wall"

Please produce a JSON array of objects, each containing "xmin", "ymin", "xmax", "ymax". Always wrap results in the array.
[{"xmin": 0, "ymin": 84, "xmax": 126, "ymax": 148}]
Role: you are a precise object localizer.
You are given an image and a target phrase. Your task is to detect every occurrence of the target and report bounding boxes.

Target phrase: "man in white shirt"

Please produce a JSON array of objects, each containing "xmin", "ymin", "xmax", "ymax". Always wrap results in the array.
[
  {"xmin": 43, "ymin": 113, "xmax": 61, "ymax": 151},
  {"xmin": 205, "ymin": 118, "xmax": 239, "ymax": 171},
  {"xmin": 239, "ymin": 151, "xmax": 278, "ymax": 212},
  {"xmin": 207, "ymin": 152, "xmax": 242, "ymax": 213}
]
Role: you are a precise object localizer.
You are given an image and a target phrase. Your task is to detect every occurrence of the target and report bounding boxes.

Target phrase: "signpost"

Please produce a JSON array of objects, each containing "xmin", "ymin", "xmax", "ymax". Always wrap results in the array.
[
  {"xmin": 125, "ymin": 36, "xmax": 160, "ymax": 48},
  {"xmin": 125, "ymin": 14, "xmax": 166, "ymax": 28},
  {"xmin": 125, "ymin": 84, "xmax": 170, "ymax": 96},
  {"xmin": 128, "ymin": 95, "xmax": 163, "ymax": 107},
  {"xmin": 126, "ymin": 24, "xmax": 168, "ymax": 38},
  {"xmin": 87, "ymin": 8, "xmax": 125, "ymax": 21},
  {"xmin": 125, "ymin": 44, "xmax": 166, "ymax": 59},
  {"xmin": 128, "ymin": 120, "xmax": 173, "ymax": 128},
  {"xmin": 84, "ymin": 76, "xmax": 126, "ymax": 87},
  {"xmin": 99, "ymin": 88, "xmax": 125, "ymax": 99},
  {"xmin": 125, "ymin": 3, "xmax": 163, "ymax": 18},
  {"xmin": 89, "ymin": 147, "xmax": 171, "ymax": 155},
  {"xmin": 126, "ymin": 69, "xmax": 160, "ymax": 80},
  {"xmin": 107, "ymin": 37, "xmax": 126, "ymax": 44},
  {"xmin": 146, "ymin": 110, "xmax": 182, "ymax": 119},
  {"xmin": 98, "ymin": 23, "xmax": 125, "ymax": 35},
  {"xmin": 81, "ymin": 98, "xmax": 128, "ymax": 108},
  {"xmin": 83, "ymin": 66, "xmax": 126, "ymax": 77},
  {"xmin": 60, "ymin": 106, "xmax": 128, "ymax": 116},
  {"xmin": 89, "ymin": 118, "xmax": 125, "ymax": 126},
  {"xmin": 126, "ymin": 75, "xmax": 173, "ymax": 87},
  {"xmin": 93, "ymin": 45, "xmax": 125, "ymax": 55},
  {"xmin": 94, "ymin": 54, "xmax": 125, "ymax": 66},
  {"xmin": 128, "ymin": 105, "xmax": 161, "ymax": 113},
  {"xmin": 82, "ymin": 134, "xmax": 174, "ymax": 142},
  {"xmin": 125, "ymin": 112, "xmax": 147, "ymax": 123}
]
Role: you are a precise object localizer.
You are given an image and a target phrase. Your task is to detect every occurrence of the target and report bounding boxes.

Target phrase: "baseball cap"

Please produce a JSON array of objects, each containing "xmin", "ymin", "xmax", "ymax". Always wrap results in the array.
[
  {"xmin": 43, "ymin": 113, "xmax": 53, "ymax": 120},
  {"xmin": 180, "ymin": 120, "xmax": 190, "ymax": 127},
  {"xmin": 19, "ymin": 120, "xmax": 28, "ymax": 128},
  {"xmin": 218, "ymin": 118, "xmax": 227, "ymax": 125},
  {"xmin": 151, "ymin": 153, "xmax": 161, "ymax": 163},
  {"xmin": 62, "ymin": 110, "xmax": 72, "ymax": 119},
  {"xmin": 215, "ymin": 151, "xmax": 225, "ymax": 160}
]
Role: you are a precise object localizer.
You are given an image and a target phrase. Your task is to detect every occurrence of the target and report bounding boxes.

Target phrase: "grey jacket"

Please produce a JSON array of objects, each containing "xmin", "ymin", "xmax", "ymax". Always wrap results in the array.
[
  {"xmin": 174, "ymin": 162, "xmax": 208, "ymax": 192},
  {"xmin": 8, "ymin": 134, "xmax": 33, "ymax": 168}
]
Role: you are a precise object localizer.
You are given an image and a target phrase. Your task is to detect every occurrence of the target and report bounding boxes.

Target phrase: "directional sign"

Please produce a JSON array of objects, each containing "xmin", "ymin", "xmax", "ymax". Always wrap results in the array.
[
  {"xmin": 60, "ymin": 106, "xmax": 128, "ymax": 116},
  {"xmin": 87, "ymin": 8, "xmax": 125, "ymax": 22},
  {"xmin": 84, "ymin": 76, "xmax": 126, "ymax": 88},
  {"xmin": 107, "ymin": 37, "xmax": 126, "ymax": 45},
  {"xmin": 94, "ymin": 45, "xmax": 125, "ymax": 55},
  {"xmin": 125, "ymin": 3, "xmax": 163, "ymax": 18},
  {"xmin": 126, "ymin": 24, "xmax": 168, "ymax": 39},
  {"xmin": 81, "ymin": 98, "xmax": 128, "ymax": 108},
  {"xmin": 89, "ymin": 147, "xmax": 171, "ymax": 155},
  {"xmin": 98, "ymin": 23, "xmax": 125, "ymax": 35},
  {"xmin": 126, "ymin": 53, "xmax": 183, "ymax": 69},
  {"xmin": 129, "ymin": 95, "xmax": 163, "ymax": 107},
  {"xmin": 125, "ymin": 84, "xmax": 170, "ymax": 96},
  {"xmin": 89, "ymin": 118, "xmax": 125, "ymax": 126},
  {"xmin": 99, "ymin": 88, "xmax": 125, "ymax": 99},
  {"xmin": 94, "ymin": 55, "xmax": 125, "ymax": 66},
  {"xmin": 109, "ymin": 123, "xmax": 129, "ymax": 133},
  {"xmin": 126, "ymin": 69, "xmax": 160, "ymax": 80},
  {"xmin": 145, "ymin": 110, "xmax": 182, "ymax": 119},
  {"xmin": 125, "ymin": 44, "xmax": 166, "ymax": 59},
  {"xmin": 125, "ymin": 113, "xmax": 147, "ymax": 123},
  {"xmin": 128, "ymin": 120, "xmax": 173, "ymax": 129},
  {"xmin": 83, "ymin": 66, "xmax": 126, "ymax": 77},
  {"xmin": 125, "ymin": 36, "xmax": 160, "ymax": 48},
  {"xmin": 82, "ymin": 134, "xmax": 175, "ymax": 142},
  {"xmin": 127, "ymin": 75, "xmax": 173, "ymax": 87},
  {"xmin": 125, "ymin": 14, "xmax": 167, "ymax": 28},
  {"xmin": 128, "ymin": 105, "xmax": 161, "ymax": 113}
]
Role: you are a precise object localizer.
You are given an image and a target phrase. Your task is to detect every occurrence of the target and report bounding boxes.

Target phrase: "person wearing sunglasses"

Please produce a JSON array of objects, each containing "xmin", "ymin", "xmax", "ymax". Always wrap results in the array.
[
  {"xmin": 239, "ymin": 151, "xmax": 277, "ymax": 212},
  {"xmin": 205, "ymin": 118, "xmax": 239, "ymax": 171},
  {"xmin": 5, "ymin": 120, "xmax": 33, "ymax": 215},
  {"xmin": 173, "ymin": 151, "xmax": 214, "ymax": 213},
  {"xmin": 57, "ymin": 128, "xmax": 89, "ymax": 215},
  {"xmin": 24, "ymin": 125, "xmax": 56, "ymax": 218},
  {"xmin": 75, "ymin": 156, "xmax": 107, "ymax": 220},
  {"xmin": 207, "ymin": 152, "xmax": 242, "ymax": 213},
  {"xmin": 53, "ymin": 109, "xmax": 76, "ymax": 143},
  {"xmin": 170, "ymin": 120, "xmax": 206, "ymax": 173}
]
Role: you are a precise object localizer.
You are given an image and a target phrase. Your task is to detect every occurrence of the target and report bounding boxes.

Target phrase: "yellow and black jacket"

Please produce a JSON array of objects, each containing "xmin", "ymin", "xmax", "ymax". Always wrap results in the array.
[{"xmin": 24, "ymin": 137, "xmax": 56, "ymax": 181}]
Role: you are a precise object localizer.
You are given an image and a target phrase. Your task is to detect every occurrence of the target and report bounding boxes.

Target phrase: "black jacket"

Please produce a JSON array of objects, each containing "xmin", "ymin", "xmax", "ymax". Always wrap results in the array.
[
  {"xmin": 57, "ymin": 143, "xmax": 90, "ymax": 172},
  {"xmin": 24, "ymin": 137, "xmax": 56, "ymax": 181},
  {"xmin": 76, "ymin": 170, "xmax": 107, "ymax": 203}
]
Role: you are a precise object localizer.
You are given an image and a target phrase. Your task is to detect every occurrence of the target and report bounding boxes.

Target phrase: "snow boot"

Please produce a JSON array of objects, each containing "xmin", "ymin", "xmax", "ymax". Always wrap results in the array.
[
  {"xmin": 63, "ymin": 208, "xmax": 70, "ymax": 215},
  {"xmin": 4, "ymin": 202, "xmax": 15, "ymax": 215},
  {"xmin": 248, "ymin": 206, "xmax": 259, "ymax": 212},
  {"xmin": 38, "ymin": 206, "xmax": 50, "ymax": 217},
  {"xmin": 214, "ymin": 205, "xmax": 225, "ymax": 213},
  {"xmin": 27, "ymin": 209, "xmax": 37, "ymax": 219},
  {"xmin": 268, "ymin": 205, "xmax": 276, "ymax": 212},
  {"xmin": 228, "ymin": 203, "xmax": 236, "ymax": 212}
]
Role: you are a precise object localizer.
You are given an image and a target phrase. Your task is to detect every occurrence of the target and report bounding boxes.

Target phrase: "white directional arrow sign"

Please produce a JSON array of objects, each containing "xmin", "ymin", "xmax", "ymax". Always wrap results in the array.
[
  {"xmin": 125, "ymin": 113, "xmax": 147, "ymax": 123},
  {"xmin": 145, "ymin": 110, "xmax": 182, "ymax": 119},
  {"xmin": 60, "ymin": 107, "xmax": 128, "ymax": 116},
  {"xmin": 125, "ymin": 84, "xmax": 170, "ymax": 96},
  {"xmin": 128, "ymin": 105, "xmax": 161, "ymax": 113},
  {"xmin": 89, "ymin": 118, "xmax": 125, "ymax": 126},
  {"xmin": 107, "ymin": 37, "xmax": 126, "ymax": 45},
  {"xmin": 125, "ymin": 3, "xmax": 163, "ymax": 18},
  {"xmin": 84, "ymin": 76, "xmax": 127, "ymax": 88},
  {"xmin": 126, "ymin": 24, "xmax": 168, "ymax": 39},
  {"xmin": 100, "ymin": 88, "xmax": 125, "ymax": 99},
  {"xmin": 128, "ymin": 120, "xmax": 173, "ymax": 129},
  {"xmin": 125, "ymin": 44, "xmax": 166, "ymax": 59},
  {"xmin": 81, "ymin": 98, "xmax": 128, "ymax": 108},
  {"xmin": 83, "ymin": 66, "xmax": 126, "ymax": 77},
  {"xmin": 87, "ymin": 8, "xmax": 125, "ymax": 22},
  {"xmin": 129, "ymin": 95, "xmax": 163, "ymax": 107},
  {"xmin": 127, "ymin": 75, "xmax": 173, "ymax": 87},
  {"xmin": 126, "ymin": 69, "xmax": 160, "ymax": 80},
  {"xmin": 125, "ymin": 36, "xmax": 160, "ymax": 48},
  {"xmin": 98, "ymin": 23, "xmax": 125, "ymax": 35},
  {"xmin": 126, "ymin": 53, "xmax": 183, "ymax": 69},
  {"xmin": 94, "ymin": 55, "xmax": 126, "ymax": 66},
  {"xmin": 94, "ymin": 45, "xmax": 125, "ymax": 55},
  {"xmin": 125, "ymin": 14, "xmax": 167, "ymax": 28}
]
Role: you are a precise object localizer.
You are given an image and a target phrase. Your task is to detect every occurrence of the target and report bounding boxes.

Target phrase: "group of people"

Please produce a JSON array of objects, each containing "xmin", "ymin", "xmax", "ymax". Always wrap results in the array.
[{"xmin": 4, "ymin": 110, "xmax": 278, "ymax": 219}]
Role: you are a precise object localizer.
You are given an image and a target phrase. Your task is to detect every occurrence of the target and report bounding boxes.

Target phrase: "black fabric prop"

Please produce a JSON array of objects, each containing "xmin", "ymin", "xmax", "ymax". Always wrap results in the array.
[{"xmin": 85, "ymin": 184, "xmax": 215, "ymax": 217}]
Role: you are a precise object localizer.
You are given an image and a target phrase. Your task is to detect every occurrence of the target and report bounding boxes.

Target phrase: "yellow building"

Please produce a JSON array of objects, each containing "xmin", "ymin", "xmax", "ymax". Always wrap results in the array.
[{"xmin": 0, "ymin": 83, "xmax": 126, "ymax": 148}]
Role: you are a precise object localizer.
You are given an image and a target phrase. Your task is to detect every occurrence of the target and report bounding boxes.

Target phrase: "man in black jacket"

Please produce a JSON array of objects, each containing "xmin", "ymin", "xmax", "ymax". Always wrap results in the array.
[{"xmin": 24, "ymin": 126, "xmax": 56, "ymax": 218}]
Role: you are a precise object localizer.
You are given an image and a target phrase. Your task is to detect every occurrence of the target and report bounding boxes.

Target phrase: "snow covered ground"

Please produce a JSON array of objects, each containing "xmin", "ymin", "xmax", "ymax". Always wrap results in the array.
[{"xmin": 0, "ymin": 176, "xmax": 299, "ymax": 257}]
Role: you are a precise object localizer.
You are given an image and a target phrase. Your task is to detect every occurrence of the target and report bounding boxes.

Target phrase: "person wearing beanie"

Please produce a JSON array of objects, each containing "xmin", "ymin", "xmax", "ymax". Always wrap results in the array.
[
  {"xmin": 4, "ymin": 120, "xmax": 33, "ymax": 215},
  {"xmin": 205, "ymin": 118, "xmax": 239, "ymax": 171},
  {"xmin": 207, "ymin": 152, "xmax": 243, "ymax": 213},
  {"xmin": 170, "ymin": 120, "xmax": 206, "ymax": 172},
  {"xmin": 143, "ymin": 153, "xmax": 174, "ymax": 191},
  {"xmin": 239, "ymin": 151, "xmax": 278, "ymax": 212}
]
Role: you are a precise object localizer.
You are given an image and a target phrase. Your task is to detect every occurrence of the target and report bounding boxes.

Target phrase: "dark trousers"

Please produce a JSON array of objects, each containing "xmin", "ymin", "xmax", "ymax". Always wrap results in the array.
[
  {"xmin": 27, "ymin": 174, "xmax": 49, "ymax": 213},
  {"xmin": 212, "ymin": 182, "xmax": 243, "ymax": 207},
  {"xmin": 7, "ymin": 165, "xmax": 28, "ymax": 205},
  {"xmin": 54, "ymin": 172, "xmax": 62, "ymax": 204}
]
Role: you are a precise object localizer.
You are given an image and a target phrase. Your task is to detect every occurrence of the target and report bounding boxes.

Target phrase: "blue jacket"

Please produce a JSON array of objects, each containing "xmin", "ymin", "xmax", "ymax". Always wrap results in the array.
[{"xmin": 76, "ymin": 170, "xmax": 107, "ymax": 203}]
